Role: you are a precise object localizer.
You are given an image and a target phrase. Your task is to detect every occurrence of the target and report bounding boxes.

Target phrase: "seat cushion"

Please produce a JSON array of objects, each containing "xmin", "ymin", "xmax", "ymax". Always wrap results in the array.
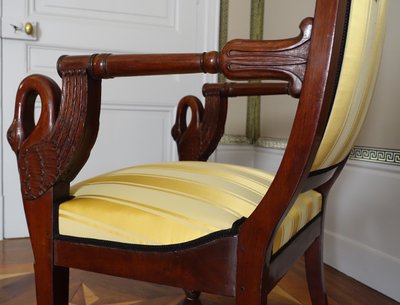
[{"xmin": 59, "ymin": 161, "xmax": 322, "ymax": 253}]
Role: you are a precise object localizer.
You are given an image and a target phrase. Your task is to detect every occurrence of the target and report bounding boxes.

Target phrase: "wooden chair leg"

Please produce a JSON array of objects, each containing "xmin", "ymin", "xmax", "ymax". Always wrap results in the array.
[
  {"xmin": 304, "ymin": 236, "xmax": 329, "ymax": 305},
  {"xmin": 235, "ymin": 283, "xmax": 268, "ymax": 305},
  {"xmin": 34, "ymin": 262, "xmax": 69, "ymax": 305},
  {"xmin": 236, "ymin": 293, "xmax": 268, "ymax": 305},
  {"xmin": 184, "ymin": 289, "xmax": 201, "ymax": 301}
]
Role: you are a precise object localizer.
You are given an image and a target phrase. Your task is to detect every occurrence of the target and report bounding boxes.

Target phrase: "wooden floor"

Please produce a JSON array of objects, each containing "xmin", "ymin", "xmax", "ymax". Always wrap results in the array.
[{"xmin": 1, "ymin": 238, "xmax": 398, "ymax": 305}]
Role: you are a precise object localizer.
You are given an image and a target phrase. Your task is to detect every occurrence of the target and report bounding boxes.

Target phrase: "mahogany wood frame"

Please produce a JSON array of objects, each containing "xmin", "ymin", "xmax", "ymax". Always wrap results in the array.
[{"xmin": 7, "ymin": 0, "xmax": 351, "ymax": 304}]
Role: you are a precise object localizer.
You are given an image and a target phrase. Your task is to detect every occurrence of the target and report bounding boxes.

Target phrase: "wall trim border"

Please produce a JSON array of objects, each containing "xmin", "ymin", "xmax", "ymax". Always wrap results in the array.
[
  {"xmin": 349, "ymin": 146, "xmax": 400, "ymax": 166},
  {"xmin": 221, "ymin": 134, "xmax": 400, "ymax": 167},
  {"xmin": 221, "ymin": 134, "xmax": 252, "ymax": 145}
]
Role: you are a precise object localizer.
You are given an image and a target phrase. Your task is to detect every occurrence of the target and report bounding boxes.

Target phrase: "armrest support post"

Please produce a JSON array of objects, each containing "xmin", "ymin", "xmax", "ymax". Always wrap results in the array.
[{"xmin": 8, "ymin": 64, "xmax": 102, "ymax": 200}]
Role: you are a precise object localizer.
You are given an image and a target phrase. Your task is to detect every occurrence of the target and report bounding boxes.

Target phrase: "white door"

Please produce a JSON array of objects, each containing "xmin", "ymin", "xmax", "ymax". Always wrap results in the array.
[{"xmin": 1, "ymin": 0, "xmax": 220, "ymax": 238}]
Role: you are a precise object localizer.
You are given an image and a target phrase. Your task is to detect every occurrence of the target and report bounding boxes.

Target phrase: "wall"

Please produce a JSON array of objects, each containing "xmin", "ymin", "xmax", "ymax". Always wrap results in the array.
[
  {"xmin": 220, "ymin": 0, "xmax": 400, "ymax": 302},
  {"xmin": 223, "ymin": 0, "xmax": 251, "ymax": 135}
]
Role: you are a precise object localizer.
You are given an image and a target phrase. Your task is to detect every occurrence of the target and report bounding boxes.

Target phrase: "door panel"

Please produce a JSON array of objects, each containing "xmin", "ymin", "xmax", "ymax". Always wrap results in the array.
[
  {"xmin": 32, "ymin": 0, "xmax": 173, "ymax": 25},
  {"xmin": 1, "ymin": 0, "xmax": 220, "ymax": 237}
]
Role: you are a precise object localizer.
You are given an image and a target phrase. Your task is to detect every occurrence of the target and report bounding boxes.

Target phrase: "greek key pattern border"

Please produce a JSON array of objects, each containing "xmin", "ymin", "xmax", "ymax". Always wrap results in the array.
[
  {"xmin": 221, "ymin": 135, "xmax": 400, "ymax": 167},
  {"xmin": 221, "ymin": 134, "xmax": 252, "ymax": 145},
  {"xmin": 349, "ymin": 146, "xmax": 400, "ymax": 166}
]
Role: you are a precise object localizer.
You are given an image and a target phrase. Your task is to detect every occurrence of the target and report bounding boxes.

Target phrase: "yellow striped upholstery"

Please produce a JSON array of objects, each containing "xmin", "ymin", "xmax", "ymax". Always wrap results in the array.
[
  {"xmin": 312, "ymin": 0, "xmax": 388, "ymax": 170},
  {"xmin": 59, "ymin": 162, "xmax": 322, "ymax": 253}
]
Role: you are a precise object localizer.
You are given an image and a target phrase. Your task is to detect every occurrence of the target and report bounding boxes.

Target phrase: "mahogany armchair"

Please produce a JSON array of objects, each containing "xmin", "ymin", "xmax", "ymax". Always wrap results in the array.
[{"xmin": 7, "ymin": 0, "xmax": 387, "ymax": 304}]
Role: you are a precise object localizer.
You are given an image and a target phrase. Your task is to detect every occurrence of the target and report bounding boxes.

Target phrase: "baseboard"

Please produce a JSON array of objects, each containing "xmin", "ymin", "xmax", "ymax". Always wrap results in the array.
[
  {"xmin": 324, "ymin": 230, "xmax": 400, "ymax": 302},
  {"xmin": 323, "ymin": 159, "xmax": 400, "ymax": 302}
]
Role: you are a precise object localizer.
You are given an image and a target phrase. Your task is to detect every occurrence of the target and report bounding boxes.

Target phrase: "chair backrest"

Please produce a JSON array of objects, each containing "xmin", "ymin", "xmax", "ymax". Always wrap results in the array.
[
  {"xmin": 240, "ymin": 0, "xmax": 388, "ymax": 249},
  {"xmin": 312, "ymin": 0, "xmax": 388, "ymax": 170}
]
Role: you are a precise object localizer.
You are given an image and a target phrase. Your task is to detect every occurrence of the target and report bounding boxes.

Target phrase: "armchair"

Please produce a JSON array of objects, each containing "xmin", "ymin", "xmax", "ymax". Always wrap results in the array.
[{"xmin": 7, "ymin": 0, "xmax": 387, "ymax": 304}]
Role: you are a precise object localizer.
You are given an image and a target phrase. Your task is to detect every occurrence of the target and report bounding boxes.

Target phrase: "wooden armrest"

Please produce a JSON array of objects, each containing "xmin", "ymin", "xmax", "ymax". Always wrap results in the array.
[
  {"xmin": 57, "ymin": 16, "xmax": 311, "ymax": 92},
  {"xmin": 8, "ymin": 20, "xmax": 312, "ymax": 200},
  {"xmin": 202, "ymin": 82, "xmax": 289, "ymax": 97},
  {"xmin": 56, "ymin": 52, "xmax": 220, "ymax": 79}
]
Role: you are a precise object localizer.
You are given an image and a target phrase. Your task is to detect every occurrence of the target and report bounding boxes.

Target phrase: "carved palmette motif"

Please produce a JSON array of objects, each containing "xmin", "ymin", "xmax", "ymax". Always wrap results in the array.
[{"xmin": 219, "ymin": 18, "xmax": 312, "ymax": 97}]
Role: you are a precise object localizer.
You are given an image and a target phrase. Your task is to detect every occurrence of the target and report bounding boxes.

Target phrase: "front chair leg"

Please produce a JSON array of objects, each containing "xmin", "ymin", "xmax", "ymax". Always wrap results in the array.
[
  {"xmin": 34, "ymin": 262, "xmax": 69, "ymax": 305},
  {"xmin": 304, "ymin": 236, "xmax": 329, "ymax": 305}
]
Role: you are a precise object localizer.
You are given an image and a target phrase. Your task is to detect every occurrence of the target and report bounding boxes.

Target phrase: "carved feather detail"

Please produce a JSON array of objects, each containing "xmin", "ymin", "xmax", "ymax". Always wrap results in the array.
[
  {"xmin": 220, "ymin": 18, "xmax": 312, "ymax": 97},
  {"xmin": 18, "ymin": 141, "xmax": 59, "ymax": 199}
]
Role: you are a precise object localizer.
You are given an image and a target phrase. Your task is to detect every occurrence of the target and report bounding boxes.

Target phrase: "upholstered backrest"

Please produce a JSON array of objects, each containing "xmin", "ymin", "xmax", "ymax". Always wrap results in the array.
[{"xmin": 312, "ymin": 0, "xmax": 387, "ymax": 171}]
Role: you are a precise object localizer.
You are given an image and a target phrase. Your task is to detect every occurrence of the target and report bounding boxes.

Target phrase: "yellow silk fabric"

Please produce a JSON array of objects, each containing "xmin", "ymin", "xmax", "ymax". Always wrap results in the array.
[
  {"xmin": 59, "ymin": 162, "xmax": 322, "ymax": 253},
  {"xmin": 312, "ymin": 0, "xmax": 388, "ymax": 170}
]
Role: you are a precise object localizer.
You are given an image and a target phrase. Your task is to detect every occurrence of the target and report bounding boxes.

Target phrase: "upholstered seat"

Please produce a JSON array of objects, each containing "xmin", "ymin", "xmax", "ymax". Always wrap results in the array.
[{"xmin": 59, "ymin": 161, "xmax": 322, "ymax": 253}]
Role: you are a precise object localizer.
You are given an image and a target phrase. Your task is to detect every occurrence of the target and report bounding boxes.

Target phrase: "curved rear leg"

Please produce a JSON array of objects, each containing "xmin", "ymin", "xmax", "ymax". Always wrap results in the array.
[{"xmin": 305, "ymin": 236, "xmax": 329, "ymax": 305}]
